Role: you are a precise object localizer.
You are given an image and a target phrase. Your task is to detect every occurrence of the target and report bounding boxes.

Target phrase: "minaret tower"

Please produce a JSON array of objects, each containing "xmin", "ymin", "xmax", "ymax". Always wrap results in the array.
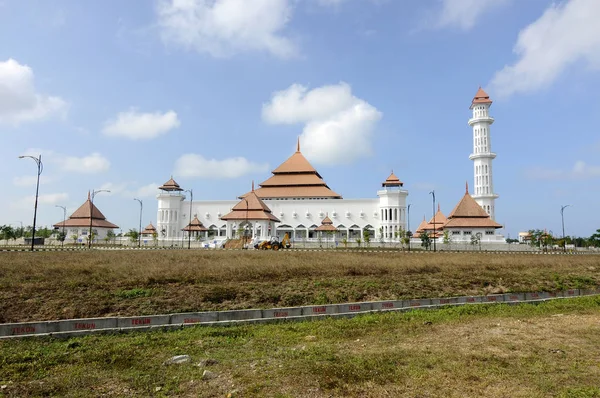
[{"xmin": 468, "ymin": 87, "xmax": 499, "ymax": 220}]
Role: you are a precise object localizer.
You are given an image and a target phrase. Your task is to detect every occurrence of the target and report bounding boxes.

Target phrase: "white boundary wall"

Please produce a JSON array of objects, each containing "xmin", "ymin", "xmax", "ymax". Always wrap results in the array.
[{"xmin": 1, "ymin": 288, "xmax": 598, "ymax": 340}]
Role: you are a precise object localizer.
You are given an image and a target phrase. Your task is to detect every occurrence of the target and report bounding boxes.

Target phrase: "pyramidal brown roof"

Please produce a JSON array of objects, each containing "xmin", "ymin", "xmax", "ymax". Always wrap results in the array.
[
  {"xmin": 142, "ymin": 222, "xmax": 157, "ymax": 235},
  {"xmin": 315, "ymin": 214, "xmax": 337, "ymax": 232},
  {"xmin": 243, "ymin": 138, "xmax": 342, "ymax": 199},
  {"xmin": 159, "ymin": 176, "xmax": 183, "ymax": 191},
  {"xmin": 424, "ymin": 204, "xmax": 447, "ymax": 230},
  {"xmin": 53, "ymin": 192, "xmax": 119, "ymax": 229},
  {"xmin": 444, "ymin": 183, "xmax": 502, "ymax": 229},
  {"xmin": 382, "ymin": 171, "xmax": 403, "ymax": 187},
  {"xmin": 415, "ymin": 216, "xmax": 428, "ymax": 233},
  {"xmin": 222, "ymin": 182, "xmax": 280, "ymax": 222},
  {"xmin": 470, "ymin": 87, "xmax": 493, "ymax": 107},
  {"xmin": 182, "ymin": 216, "xmax": 208, "ymax": 232}
]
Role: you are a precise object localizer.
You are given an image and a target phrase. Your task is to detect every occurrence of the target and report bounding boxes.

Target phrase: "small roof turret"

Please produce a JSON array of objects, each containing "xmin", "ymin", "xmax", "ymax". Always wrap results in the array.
[
  {"xmin": 382, "ymin": 170, "xmax": 403, "ymax": 187},
  {"xmin": 221, "ymin": 182, "xmax": 280, "ymax": 222},
  {"xmin": 159, "ymin": 176, "xmax": 183, "ymax": 192},
  {"xmin": 182, "ymin": 216, "xmax": 208, "ymax": 232},
  {"xmin": 315, "ymin": 213, "xmax": 337, "ymax": 232},
  {"xmin": 141, "ymin": 222, "xmax": 157, "ymax": 235},
  {"xmin": 470, "ymin": 87, "xmax": 493, "ymax": 108}
]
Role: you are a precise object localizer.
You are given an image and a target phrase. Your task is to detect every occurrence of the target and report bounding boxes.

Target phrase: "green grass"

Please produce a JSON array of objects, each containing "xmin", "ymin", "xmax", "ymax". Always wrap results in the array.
[{"xmin": 1, "ymin": 296, "xmax": 600, "ymax": 397}]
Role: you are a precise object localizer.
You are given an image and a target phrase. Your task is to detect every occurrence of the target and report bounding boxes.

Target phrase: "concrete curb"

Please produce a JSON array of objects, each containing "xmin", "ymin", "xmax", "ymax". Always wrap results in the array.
[{"xmin": 1, "ymin": 287, "xmax": 598, "ymax": 340}]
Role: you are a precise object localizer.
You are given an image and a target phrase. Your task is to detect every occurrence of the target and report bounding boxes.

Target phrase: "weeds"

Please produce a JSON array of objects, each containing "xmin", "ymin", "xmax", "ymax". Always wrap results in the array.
[
  {"xmin": 1, "ymin": 298, "xmax": 600, "ymax": 397},
  {"xmin": 0, "ymin": 251, "xmax": 599, "ymax": 322}
]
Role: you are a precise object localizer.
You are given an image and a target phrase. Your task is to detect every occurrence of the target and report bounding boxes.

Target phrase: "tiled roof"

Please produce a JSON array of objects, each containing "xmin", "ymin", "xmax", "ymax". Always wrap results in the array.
[
  {"xmin": 53, "ymin": 192, "xmax": 119, "ymax": 229},
  {"xmin": 221, "ymin": 184, "xmax": 280, "ymax": 222},
  {"xmin": 141, "ymin": 223, "xmax": 157, "ymax": 235},
  {"xmin": 382, "ymin": 171, "xmax": 403, "ymax": 187},
  {"xmin": 471, "ymin": 87, "xmax": 493, "ymax": 106},
  {"xmin": 240, "ymin": 139, "xmax": 342, "ymax": 199},
  {"xmin": 443, "ymin": 218, "xmax": 502, "ymax": 228},
  {"xmin": 444, "ymin": 185, "xmax": 502, "ymax": 229},
  {"xmin": 260, "ymin": 173, "xmax": 328, "ymax": 186},
  {"xmin": 315, "ymin": 214, "xmax": 337, "ymax": 231},
  {"xmin": 249, "ymin": 186, "xmax": 342, "ymax": 199},
  {"xmin": 415, "ymin": 216, "xmax": 428, "ymax": 233},
  {"xmin": 422, "ymin": 205, "xmax": 447, "ymax": 230},
  {"xmin": 159, "ymin": 176, "xmax": 183, "ymax": 191},
  {"xmin": 272, "ymin": 151, "xmax": 318, "ymax": 175},
  {"xmin": 54, "ymin": 219, "xmax": 119, "ymax": 228},
  {"xmin": 182, "ymin": 216, "xmax": 208, "ymax": 232}
]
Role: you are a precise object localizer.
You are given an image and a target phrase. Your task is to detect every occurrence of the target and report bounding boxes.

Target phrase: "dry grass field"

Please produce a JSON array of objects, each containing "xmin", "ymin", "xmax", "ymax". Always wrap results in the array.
[
  {"xmin": 1, "ymin": 297, "xmax": 600, "ymax": 397},
  {"xmin": 0, "ymin": 250, "xmax": 599, "ymax": 323}
]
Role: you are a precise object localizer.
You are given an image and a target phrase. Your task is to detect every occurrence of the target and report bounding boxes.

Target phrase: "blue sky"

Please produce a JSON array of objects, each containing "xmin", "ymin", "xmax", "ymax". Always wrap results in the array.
[{"xmin": 1, "ymin": 0, "xmax": 599, "ymax": 239}]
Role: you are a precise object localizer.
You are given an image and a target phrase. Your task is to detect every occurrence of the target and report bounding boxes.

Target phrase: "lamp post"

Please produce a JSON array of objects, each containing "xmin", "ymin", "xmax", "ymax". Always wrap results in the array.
[
  {"xmin": 89, "ymin": 189, "xmax": 110, "ymax": 248},
  {"xmin": 407, "ymin": 203, "xmax": 411, "ymax": 252},
  {"xmin": 243, "ymin": 198, "xmax": 249, "ymax": 249},
  {"xmin": 429, "ymin": 190, "xmax": 436, "ymax": 252},
  {"xmin": 185, "ymin": 189, "xmax": 193, "ymax": 249},
  {"xmin": 561, "ymin": 204, "xmax": 571, "ymax": 253},
  {"xmin": 18, "ymin": 154, "xmax": 43, "ymax": 251},
  {"xmin": 55, "ymin": 205, "xmax": 66, "ymax": 247},
  {"xmin": 133, "ymin": 198, "xmax": 143, "ymax": 248}
]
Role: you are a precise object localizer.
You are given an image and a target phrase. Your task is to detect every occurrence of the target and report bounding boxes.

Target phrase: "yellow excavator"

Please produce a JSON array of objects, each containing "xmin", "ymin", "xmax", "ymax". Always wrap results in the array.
[{"xmin": 255, "ymin": 233, "xmax": 291, "ymax": 250}]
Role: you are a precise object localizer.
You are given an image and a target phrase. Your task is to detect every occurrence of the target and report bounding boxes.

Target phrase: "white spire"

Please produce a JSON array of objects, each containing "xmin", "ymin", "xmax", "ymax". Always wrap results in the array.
[{"xmin": 468, "ymin": 87, "xmax": 499, "ymax": 220}]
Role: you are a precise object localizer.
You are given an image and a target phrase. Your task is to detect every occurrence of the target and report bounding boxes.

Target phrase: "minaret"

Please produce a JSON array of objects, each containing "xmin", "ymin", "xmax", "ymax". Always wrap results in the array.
[
  {"xmin": 468, "ymin": 87, "xmax": 499, "ymax": 220},
  {"xmin": 156, "ymin": 176, "xmax": 185, "ymax": 239}
]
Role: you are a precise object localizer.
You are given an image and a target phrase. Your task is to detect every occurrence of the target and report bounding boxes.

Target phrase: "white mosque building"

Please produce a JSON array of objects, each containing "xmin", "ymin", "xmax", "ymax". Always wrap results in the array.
[
  {"xmin": 157, "ymin": 137, "xmax": 409, "ymax": 244},
  {"xmin": 156, "ymin": 88, "xmax": 504, "ymax": 245}
]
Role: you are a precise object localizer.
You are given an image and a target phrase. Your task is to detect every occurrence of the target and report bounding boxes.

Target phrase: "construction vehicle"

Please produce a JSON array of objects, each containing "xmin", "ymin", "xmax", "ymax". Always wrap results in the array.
[{"xmin": 254, "ymin": 233, "xmax": 291, "ymax": 250}]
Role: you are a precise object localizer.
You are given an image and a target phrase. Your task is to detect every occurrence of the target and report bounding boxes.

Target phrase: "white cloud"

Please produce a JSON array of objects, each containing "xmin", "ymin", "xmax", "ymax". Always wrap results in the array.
[
  {"xmin": 156, "ymin": 0, "xmax": 297, "ymax": 58},
  {"xmin": 0, "ymin": 58, "xmax": 67, "ymax": 125},
  {"xmin": 262, "ymin": 82, "xmax": 382, "ymax": 165},
  {"xmin": 526, "ymin": 160, "xmax": 600, "ymax": 180},
  {"xmin": 102, "ymin": 109, "xmax": 180, "ymax": 140},
  {"xmin": 490, "ymin": 0, "xmax": 600, "ymax": 98},
  {"xmin": 135, "ymin": 183, "xmax": 160, "ymax": 197},
  {"xmin": 20, "ymin": 148, "xmax": 110, "ymax": 174},
  {"xmin": 60, "ymin": 153, "xmax": 111, "ymax": 174},
  {"xmin": 174, "ymin": 154, "xmax": 269, "ymax": 179},
  {"xmin": 433, "ymin": 0, "xmax": 511, "ymax": 30},
  {"xmin": 12, "ymin": 175, "xmax": 53, "ymax": 187},
  {"xmin": 98, "ymin": 182, "xmax": 159, "ymax": 198},
  {"xmin": 36, "ymin": 192, "xmax": 69, "ymax": 205},
  {"xmin": 13, "ymin": 193, "xmax": 69, "ymax": 210}
]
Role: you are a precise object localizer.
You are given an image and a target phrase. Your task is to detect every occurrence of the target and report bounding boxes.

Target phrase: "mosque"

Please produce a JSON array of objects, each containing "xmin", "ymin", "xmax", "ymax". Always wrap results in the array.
[
  {"xmin": 52, "ymin": 88, "xmax": 504, "ymax": 246},
  {"xmin": 156, "ymin": 138, "xmax": 409, "ymax": 243},
  {"xmin": 154, "ymin": 87, "xmax": 504, "ymax": 245}
]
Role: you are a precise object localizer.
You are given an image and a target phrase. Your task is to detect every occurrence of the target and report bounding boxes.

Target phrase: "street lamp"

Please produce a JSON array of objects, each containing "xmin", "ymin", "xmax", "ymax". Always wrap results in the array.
[
  {"xmin": 429, "ymin": 190, "xmax": 436, "ymax": 252},
  {"xmin": 407, "ymin": 204, "xmax": 411, "ymax": 252},
  {"xmin": 55, "ymin": 205, "xmax": 66, "ymax": 247},
  {"xmin": 133, "ymin": 198, "xmax": 143, "ymax": 248},
  {"xmin": 561, "ymin": 204, "xmax": 571, "ymax": 253},
  {"xmin": 18, "ymin": 154, "xmax": 43, "ymax": 251},
  {"xmin": 185, "ymin": 189, "xmax": 193, "ymax": 249},
  {"xmin": 89, "ymin": 189, "xmax": 110, "ymax": 248}
]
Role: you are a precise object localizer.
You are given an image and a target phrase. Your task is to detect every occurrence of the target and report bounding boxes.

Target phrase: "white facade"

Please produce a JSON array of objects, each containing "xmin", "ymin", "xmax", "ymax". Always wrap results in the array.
[
  {"xmin": 156, "ymin": 186, "xmax": 408, "ymax": 243},
  {"xmin": 469, "ymin": 101, "xmax": 499, "ymax": 220},
  {"xmin": 62, "ymin": 227, "xmax": 114, "ymax": 244},
  {"xmin": 442, "ymin": 227, "xmax": 506, "ymax": 244}
]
